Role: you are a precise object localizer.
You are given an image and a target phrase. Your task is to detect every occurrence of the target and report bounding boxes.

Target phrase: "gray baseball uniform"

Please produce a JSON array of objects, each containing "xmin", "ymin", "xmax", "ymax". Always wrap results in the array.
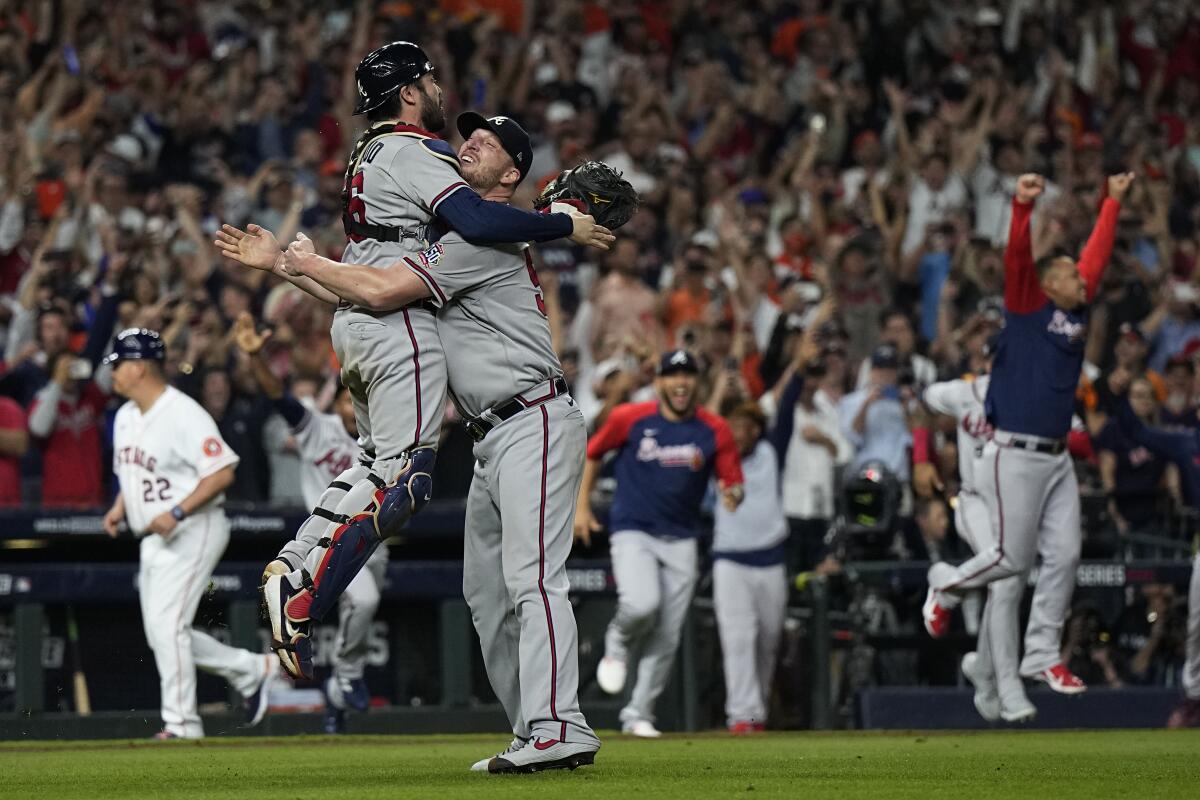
[
  {"xmin": 405, "ymin": 232, "xmax": 598, "ymax": 747},
  {"xmin": 924, "ymin": 374, "xmax": 1078, "ymax": 698},
  {"xmin": 286, "ymin": 125, "xmax": 459, "ymax": 617},
  {"xmin": 274, "ymin": 399, "xmax": 386, "ymax": 683}
]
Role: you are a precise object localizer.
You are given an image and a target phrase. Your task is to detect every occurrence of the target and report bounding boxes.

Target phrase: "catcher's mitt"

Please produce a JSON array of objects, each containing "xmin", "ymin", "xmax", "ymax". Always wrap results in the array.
[{"xmin": 534, "ymin": 161, "xmax": 639, "ymax": 230}]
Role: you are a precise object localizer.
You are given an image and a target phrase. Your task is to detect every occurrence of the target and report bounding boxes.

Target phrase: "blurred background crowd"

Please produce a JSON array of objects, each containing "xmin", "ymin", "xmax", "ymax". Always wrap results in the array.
[{"xmin": 0, "ymin": 0, "xmax": 1198, "ymax": 692}]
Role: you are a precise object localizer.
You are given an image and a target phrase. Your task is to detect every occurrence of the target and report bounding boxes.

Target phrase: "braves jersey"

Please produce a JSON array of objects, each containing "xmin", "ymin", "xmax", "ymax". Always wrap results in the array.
[
  {"xmin": 341, "ymin": 122, "xmax": 467, "ymax": 273},
  {"xmin": 404, "ymin": 234, "xmax": 560, "ymax": 417},
  {"xmin": 588, "ymin": 402, "xmax": 743, "ymax": 539},
  {"xmin": 112, "ymin": 386, "xmax": 240, "ymax": 535},
  {"xmin": 986, "ymin": 196, "xmax": 1118, "ymax": 439},
  {"xmin": 292, "ymin": 398, "xmax": 361, "ymax": 509},
  {"xmin": 923, "ymin": 374, "xmax": 992, "ymax": 493}
]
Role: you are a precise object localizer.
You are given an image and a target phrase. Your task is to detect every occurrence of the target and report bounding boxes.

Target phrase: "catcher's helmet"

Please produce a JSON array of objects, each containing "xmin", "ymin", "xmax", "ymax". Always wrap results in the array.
[
  {"xmin": 102, "ymin": 328, "xmax": 165, "ymax": 366},
  {"xmin": 353, "ymin": 41, "xmax": 433, "ymax": 115}
]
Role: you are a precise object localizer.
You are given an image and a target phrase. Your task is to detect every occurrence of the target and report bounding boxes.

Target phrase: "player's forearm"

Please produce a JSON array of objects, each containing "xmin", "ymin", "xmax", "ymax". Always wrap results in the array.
[
  {"xmin": 1078, "ymin": 197, "xmax": 1120, "ymax": 299},
  {"xmin": 1003, "ymin": 197, "xmax": 1042, "ymax": 311},
  {"xmin": 437, "ymin": 189, "xmax": 573, "ymax": 244},
  {"xmin": 247, "ymin": 351, "xmax": 284, "ymax": 400},
  {"xmin": 577, "ymin": 458, "xmax": 600, "ymax": 513},
  {"xmin": 179, "ymin": 466, "xmax": 236, "ymax": 516},
  {"xmin": 274, "ymin": 266, "xmax": 341, "ymax": 306},
  {"xmin": 298, "ymin": 256, "xmax": 428, "ymax": 311}
]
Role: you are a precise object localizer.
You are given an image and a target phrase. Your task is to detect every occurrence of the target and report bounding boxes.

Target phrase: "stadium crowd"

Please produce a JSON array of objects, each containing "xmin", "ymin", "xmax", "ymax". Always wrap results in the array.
[{"xmin": 0, "ymin": 0, "xmax": 1198, "ymax": 693}]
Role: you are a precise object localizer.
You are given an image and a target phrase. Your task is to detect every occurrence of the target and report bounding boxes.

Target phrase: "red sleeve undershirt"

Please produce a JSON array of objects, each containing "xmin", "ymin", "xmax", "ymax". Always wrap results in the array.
[
  {"xmin": 586, "ymin": 402, "xmax": 651, "ymax": 460},
  {"xmin": 699, "ymin": 409, "xmax": 745, "ymax": 488},
  {"xmin": 1003, "ymin": 198, "xmax": 1044, "ymax": 314},
  {"xmin": 1079, "ymin": 198, "xmax": 1120, "ymax": 302}
]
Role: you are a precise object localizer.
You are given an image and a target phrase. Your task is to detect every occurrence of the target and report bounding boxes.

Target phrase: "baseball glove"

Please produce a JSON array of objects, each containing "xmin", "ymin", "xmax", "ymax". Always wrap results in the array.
[{"xmin": 534, "ymin": 161, "xmax": 639, "ymax": 230}]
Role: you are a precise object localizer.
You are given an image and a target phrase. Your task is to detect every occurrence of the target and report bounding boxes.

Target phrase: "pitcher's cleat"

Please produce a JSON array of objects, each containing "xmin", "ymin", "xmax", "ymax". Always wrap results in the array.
[
  {"xmin": 471, "ymin": 737, "xmax": 529, "ymax": 771},
  {"xmin": 999, "ymin": 695, "xmax": 1037, "ymax": 723},
  {"xmin": 621, "ymin": 718, "xmax": 662, "ymax": 738},
  {"xmin": 596, "ymin": 655, "xmax": 627, "ymax": 695},
  {"xmin": 1023, "ymin": 663, "xmax": 1086, "ymax": 695},
  {"xmin": 263, "ymin": 573, "xmax": 313, "ymax": 680},
  {"xmin": 922, "ymin": 563, "xmax": 958, "ymax": 638},
  {"xmin": 151, "ymin": 730, "xmax": 179, "ymax": 740},
  {"xmin": 243, "ymin": 656, "xmax": 281, "ymax": 726},
  {"xmin": 487, "ymin": 738, "xmax": 597, "ymax": 774},
  {"xmin": 961, "ymin": 652, "xmax": 1000, "ymax": 722}
]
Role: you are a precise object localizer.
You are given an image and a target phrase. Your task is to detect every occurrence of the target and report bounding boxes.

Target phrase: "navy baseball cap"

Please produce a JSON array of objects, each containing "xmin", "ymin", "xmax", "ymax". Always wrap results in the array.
[
  {"xmin": 456, "ymin": 112, "xmax": 534, "ymax": 184},
  {"xmin": 658, "ymin": 349, "xmax": 700, "ymax": 376},
  {"xmin": 102, "ymin": 328, "xmax": 165, "ymax": 366}
]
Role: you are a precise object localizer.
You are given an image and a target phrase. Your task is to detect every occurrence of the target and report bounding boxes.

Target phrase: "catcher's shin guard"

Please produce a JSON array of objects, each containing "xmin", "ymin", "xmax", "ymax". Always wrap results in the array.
[{"xmin": 306, "ymin": 448, "xmax": 436, "ymax": 620}]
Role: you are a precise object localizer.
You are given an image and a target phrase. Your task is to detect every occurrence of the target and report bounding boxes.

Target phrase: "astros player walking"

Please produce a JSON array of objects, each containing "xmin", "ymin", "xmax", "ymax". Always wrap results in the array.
[
  {"xmin": 923, "ymin": 172, "xmax": 1133, "ymax": 694},
  {"xmin": 215, "ymin": 41, "xmax": 610, "ymax": 680},
  {"xmin": 279, "ymin": 117, "xmax": 630, "ymax": 771},
  {"xmin": 576, "ymin": 350, "xmax": 744, "ymax": 737},
  {"xmin": 101, "ymin": 328, "xmax": 279, "ymax": 739},
  {"xmin": 231, "ymin": 313, "xmax": 383, "ymax": 733}
]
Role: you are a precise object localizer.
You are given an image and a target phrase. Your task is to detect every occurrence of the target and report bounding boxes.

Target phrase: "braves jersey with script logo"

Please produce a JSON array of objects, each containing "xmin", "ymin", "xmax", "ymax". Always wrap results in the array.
[
  {"xmin": 292, "ymin": 398, "xmax": 361, "ymax": 509},
  {"xmin": 112, "ymin": 386, "xmax": 240, "ymax": 535},
  {"xmin": 403, "ymin": 234, "xmax": 560, "ymax": 417},
  {"xmin": 587, "ymin": 402, "xmax": 743, "ymax": 539},
  {"xmin": 985, "ymin": 195, "xmax": 1118, "ymax": 439},
  {"xmin": 923, "ymin": 374, "xmax": 992, "ymax": 493}
]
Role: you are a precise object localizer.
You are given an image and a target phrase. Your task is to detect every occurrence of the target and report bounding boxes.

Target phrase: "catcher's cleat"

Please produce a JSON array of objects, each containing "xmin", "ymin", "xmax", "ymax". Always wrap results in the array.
[
  {"xmin": 486, "ymin": 738, "xmax": 598, "ymax": 774},
  {"xmin": 263, "ymin": 573, "xmax": 313, "ymax": 680},
  {"xmin": 243, "ymin": 656, "xmax": 281, "ymax": 727}
]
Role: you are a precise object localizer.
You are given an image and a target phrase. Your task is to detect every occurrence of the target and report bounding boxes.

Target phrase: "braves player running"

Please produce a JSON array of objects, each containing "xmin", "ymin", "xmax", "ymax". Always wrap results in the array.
[
  {"xmin": 922, "ymin": 349, "xmax": 1038, "ymax": 721},
  {"xmin": 1106, "ymin": 378, "xmax": 1200, "ymax": 727},
  {"xmin": 576, "ymin": 350, "xmax": 744, "ymax": 737},
  {"xmin": 102, "ymin": 329, "xmax": 279, "ymax": 738},
  {"xmin": 230, "ymin": 314, "xmax": 383, "ymax": 733},
  {"xmin": 279, "ymin": 115, "xmax": 602, "ymax": 772},
  {"xmin": 924, "ymin": 172, "xmax": 1134, "ymax": 694},
  {"xmin": 215, "ymin": 41, "xmax": 611, "ymax": 681}
]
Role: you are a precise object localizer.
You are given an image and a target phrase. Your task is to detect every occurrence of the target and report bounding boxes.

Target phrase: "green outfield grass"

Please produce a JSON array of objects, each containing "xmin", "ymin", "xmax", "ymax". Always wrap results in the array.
[{"xmin": 2, "ymin": 730, "xmax": 1198, "ymax": 800}]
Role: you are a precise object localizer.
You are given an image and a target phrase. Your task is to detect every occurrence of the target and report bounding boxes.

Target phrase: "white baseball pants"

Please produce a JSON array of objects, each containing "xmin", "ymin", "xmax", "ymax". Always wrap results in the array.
[
  {"xmin": 713, "ymin": 559, "xmax": 786, "ymax": 726},
  {"xmin": 138, "ymin": 511, "xmax": 266, "ymax": 738}
]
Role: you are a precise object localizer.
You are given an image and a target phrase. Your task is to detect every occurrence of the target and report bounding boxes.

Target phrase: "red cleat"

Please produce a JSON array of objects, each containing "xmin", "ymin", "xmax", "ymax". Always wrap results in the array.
[
  {"xmin": 728, "ymin": 721, "xmax": 765, "ymax": 735},
  {"xmin": 922, "ymin": 587, "xmax": 952, "ymax": 638},
  {"xmin": 1167, "ymin": 697, "xmax": 1200, "ymax": 728},
  {"xmin": 1026, "ymin": 663, "xmax": 1087, "ymax": 695}
]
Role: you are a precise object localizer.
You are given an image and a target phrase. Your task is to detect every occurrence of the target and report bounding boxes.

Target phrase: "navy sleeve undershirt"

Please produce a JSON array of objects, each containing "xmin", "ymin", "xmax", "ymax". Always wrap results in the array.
[{"xmin": 436, "ymin": 187, "xmax": 573, "ymax": 244}]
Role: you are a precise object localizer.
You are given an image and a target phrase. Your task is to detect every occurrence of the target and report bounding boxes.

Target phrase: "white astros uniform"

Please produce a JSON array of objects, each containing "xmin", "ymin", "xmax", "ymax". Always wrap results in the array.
[
  {"xmin": 276, "ymin": 399, "xmax": 386, "ymax": 682},
  {"xmin": 923, "ymin": 374, "xmax": 1079, "ymax": 703},
  {"xmin": 113, "ymin": 386, "xmax": 266, "ymax": 738}
]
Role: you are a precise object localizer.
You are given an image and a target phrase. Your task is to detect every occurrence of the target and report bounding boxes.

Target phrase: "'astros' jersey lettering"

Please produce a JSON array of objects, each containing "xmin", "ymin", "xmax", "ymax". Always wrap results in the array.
[
  {"xmin": 293, "ymin": 399, "xmax": 360, "ymax": 509},
  {"xmin": 923, "ymin": 374, "xmax": 992, "ymax": 493},
  {"xmin": 404, "ymin": 233, "xmax": 561, "ymax": 418},
  {"xmin": 342, "ymin": 123, "xmax": 468, "ymax": 272},
  {"xmin": 112, "ymin": 386, "xmax": 239, "ymax": 535}
]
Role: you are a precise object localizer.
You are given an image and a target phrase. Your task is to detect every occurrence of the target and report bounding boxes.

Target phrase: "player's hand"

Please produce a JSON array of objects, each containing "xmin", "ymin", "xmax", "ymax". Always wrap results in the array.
[
  {"xmin": 1015, "ymin": 173, "xmax": 1045, "ymax": 204},
  {"xmin": 1107, "ymin": 171, "xmax": 1136, "ymax": 203},
  {"xmin": 102, "ymin": 505, "xmax": 124, "ymax": 538},
  {"xmin": 283, "ymin": 233, "xmax": 318, "ymax": 277},
  {"xmin": 721, "ymin": 484, "xmax": 745, "ymax": 511},
  {"xmin": 566, "ymin": 210, "xmax": 616, "ymax": 251},
  {"xmin": 214, "ymin": 223, "xmax": 282, "ymax": 271},
  {"xmin": 233, "ymin": 311, "xmax": 272, "ymax": 355},
  {"xmin": 573, "ymin": 507, "xmax": 603, "ymax": 547},
  {"xmin": 261, "ymin": 559, "xmax": 290, "ymax": 586},
  {"xmin": 146, "ymin": 511, "xmax": 178, "ymax": 538},
  {"xmin": 912, "ymin": 461, "xmax": 945, "ymax": 498}
]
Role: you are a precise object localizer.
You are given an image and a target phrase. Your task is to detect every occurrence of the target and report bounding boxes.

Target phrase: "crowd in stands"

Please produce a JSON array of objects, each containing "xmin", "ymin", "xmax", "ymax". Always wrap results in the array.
[{"xmin": 1, "ymin": 1, "xmax": 1198, "ymax": 683}]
